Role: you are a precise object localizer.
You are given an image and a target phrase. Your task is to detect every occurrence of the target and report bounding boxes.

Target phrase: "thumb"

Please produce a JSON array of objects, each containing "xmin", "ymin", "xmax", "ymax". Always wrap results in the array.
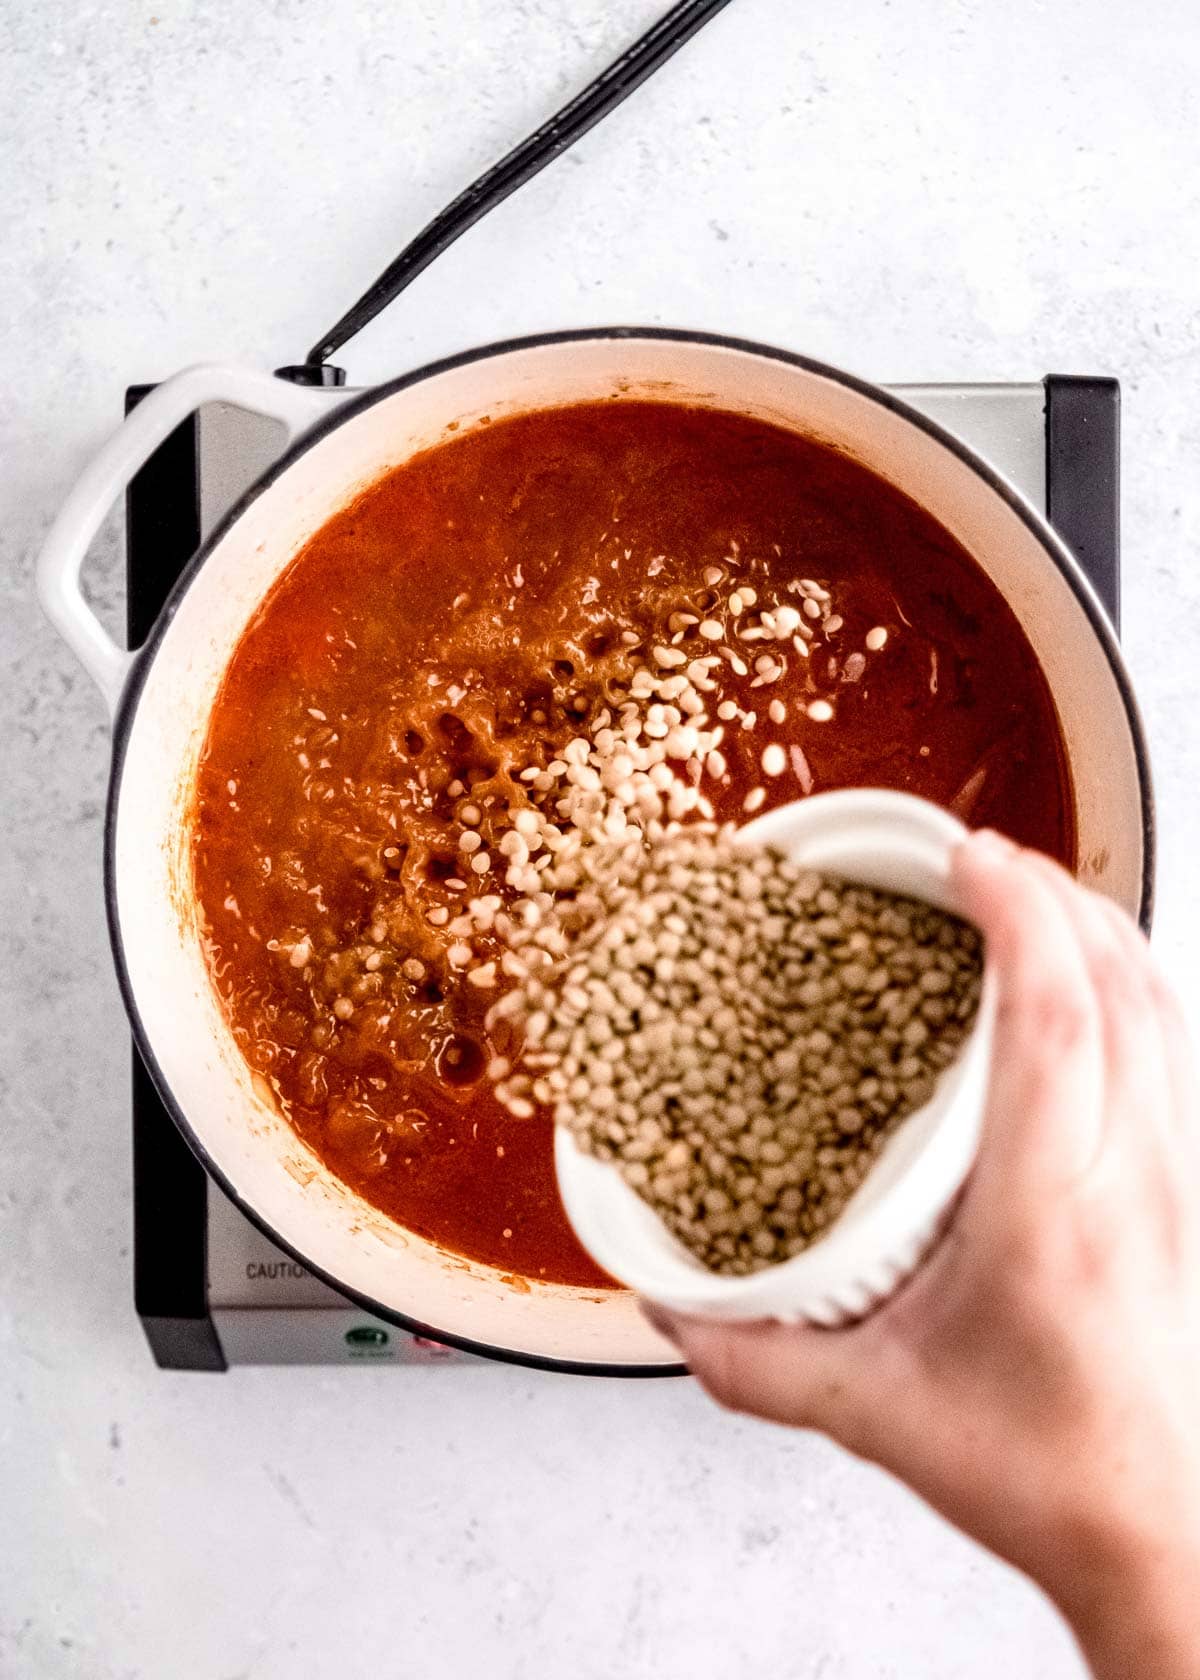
[{"xmin": 643, "ymin": 1302, "xmax": 910, "ymax": 1457}]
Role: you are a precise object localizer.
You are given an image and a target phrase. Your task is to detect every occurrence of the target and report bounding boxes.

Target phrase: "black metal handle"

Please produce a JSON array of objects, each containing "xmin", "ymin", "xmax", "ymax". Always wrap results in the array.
[
  {"xmin": 1044, "ymin": 375, "xmax": 1121, "ymax": 632},
  {"xmin": 299, "ymin": 0, "xmax": 734, "ymax": 371}
]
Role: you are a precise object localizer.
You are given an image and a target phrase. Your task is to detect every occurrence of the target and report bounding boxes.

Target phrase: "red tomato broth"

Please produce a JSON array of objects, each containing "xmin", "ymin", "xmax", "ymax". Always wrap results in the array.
[{"xmin": 192, "ymin": 400, "xmax": 1073, "ymax": 1289}]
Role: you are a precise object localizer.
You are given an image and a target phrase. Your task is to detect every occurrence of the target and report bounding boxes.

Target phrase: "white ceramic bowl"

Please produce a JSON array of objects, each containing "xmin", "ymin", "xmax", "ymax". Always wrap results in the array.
[{"xmin": 554, "ymin": 790, "xmax": 996, "ymax": 1325}]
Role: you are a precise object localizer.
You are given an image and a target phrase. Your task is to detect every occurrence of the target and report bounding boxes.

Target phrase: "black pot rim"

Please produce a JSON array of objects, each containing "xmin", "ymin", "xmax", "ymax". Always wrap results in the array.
[{"xmin": 104, "ymin": 325, "xmax": 1156, "ymax": 1375}]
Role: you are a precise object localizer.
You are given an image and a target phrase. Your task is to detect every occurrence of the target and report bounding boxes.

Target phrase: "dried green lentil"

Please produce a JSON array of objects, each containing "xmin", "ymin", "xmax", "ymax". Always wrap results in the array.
[{"xmin": 492, "ymin": 828, "xmax": 983, "ymax": 1276}]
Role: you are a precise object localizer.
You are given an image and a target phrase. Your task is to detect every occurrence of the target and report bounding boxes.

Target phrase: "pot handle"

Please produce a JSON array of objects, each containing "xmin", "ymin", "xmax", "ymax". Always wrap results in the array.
[{"xmin": 36, "ymin": 363, "xmax": 331, "ymax": 719}]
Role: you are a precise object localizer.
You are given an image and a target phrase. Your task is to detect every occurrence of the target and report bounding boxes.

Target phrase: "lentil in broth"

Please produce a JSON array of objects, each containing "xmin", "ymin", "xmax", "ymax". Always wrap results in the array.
[{"xmin": 192, "ymin": 400, "xmax": 1073, "ymax": 1289}]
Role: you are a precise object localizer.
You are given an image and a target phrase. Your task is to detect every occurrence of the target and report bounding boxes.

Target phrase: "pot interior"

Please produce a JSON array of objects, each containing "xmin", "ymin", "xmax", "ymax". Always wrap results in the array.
[{"xmin": 111, "ymin": 334, "xmax": 1148, "ymax": 1368}]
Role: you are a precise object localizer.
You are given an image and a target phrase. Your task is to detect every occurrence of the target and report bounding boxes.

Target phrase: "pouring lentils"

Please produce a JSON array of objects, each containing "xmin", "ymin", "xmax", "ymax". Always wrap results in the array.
[
  {"xmin": 193, "ymin": 401, "xmax": 1070, "ymax": 1286},
  {"xmin": 490, "ymin": 829, "xmax": 983, "ymax": 1275}
]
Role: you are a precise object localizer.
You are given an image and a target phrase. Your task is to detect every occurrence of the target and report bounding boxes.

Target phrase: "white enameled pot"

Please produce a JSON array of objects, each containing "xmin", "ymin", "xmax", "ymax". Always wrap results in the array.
[{"xmin": 37, "ymin": 330, "xmax": 1153, "ymax": 1373}]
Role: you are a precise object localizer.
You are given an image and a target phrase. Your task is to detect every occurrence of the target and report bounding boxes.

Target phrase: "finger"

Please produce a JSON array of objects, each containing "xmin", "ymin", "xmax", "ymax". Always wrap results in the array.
[
  {"xmin": 1092, "ymin": 894, "xmax": 1200, "ymax": 1149},
  {"xmin": 1021, "ymin": 854, "xmax": 1180, "ymax": 1150},
  {"xmin": 1021, "ymin": 852, "xmax": 1153, "ymax": 1050},
  {"xmin": 1089, "ymin": 892, "xmax": 1197, "ymax": 1079},
  {"xmin": 952, "ymin": 832, "xmax": 1105, "ymax": 1189},
  {"xmin": 1020, "ymin": 847, "xmax": 1140, "ymax": 980},
  {"xmin": 642, "ymin": 1301, "xmax": 909, "ymax": 1458},
  {"xmin": 1013, "ymin": 849, "xmax": 1167, "ymax": 1051},
  {"xmin": 1142, "ymin": 961, "xmax": 1200, "ymax": 1148}
]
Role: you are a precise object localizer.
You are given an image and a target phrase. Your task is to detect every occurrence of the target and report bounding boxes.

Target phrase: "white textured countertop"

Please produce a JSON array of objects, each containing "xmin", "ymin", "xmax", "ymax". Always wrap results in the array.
[{"xmin": 3, "ymin": 2, "xmax": 1199, "ymax": 1675}]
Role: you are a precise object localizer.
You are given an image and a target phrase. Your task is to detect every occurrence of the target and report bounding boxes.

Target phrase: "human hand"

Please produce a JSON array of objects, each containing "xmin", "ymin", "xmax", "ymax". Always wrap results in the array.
[{"xmin": 643, "ymin": 832, "xmax": 1200, "ymax": 1679}]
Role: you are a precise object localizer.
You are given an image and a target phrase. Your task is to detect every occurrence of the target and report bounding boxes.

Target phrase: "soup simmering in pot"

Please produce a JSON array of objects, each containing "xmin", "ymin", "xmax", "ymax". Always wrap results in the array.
[{"xmin": 192, "ymin": 400, "xmax": 1073, "ymax": 1288}]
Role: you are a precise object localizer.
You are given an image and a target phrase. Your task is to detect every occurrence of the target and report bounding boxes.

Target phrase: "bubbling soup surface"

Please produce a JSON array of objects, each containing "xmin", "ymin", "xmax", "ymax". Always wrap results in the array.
[{"xmin": 192, "ymin": 400, "xmax": 1073, "ymax": 1287}]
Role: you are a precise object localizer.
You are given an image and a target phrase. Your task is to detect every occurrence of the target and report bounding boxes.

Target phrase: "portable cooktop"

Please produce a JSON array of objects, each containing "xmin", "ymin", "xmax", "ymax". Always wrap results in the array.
[{"xmin": 125, "ymin": 373, "xmax": 1119, "ymax": 1369}]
